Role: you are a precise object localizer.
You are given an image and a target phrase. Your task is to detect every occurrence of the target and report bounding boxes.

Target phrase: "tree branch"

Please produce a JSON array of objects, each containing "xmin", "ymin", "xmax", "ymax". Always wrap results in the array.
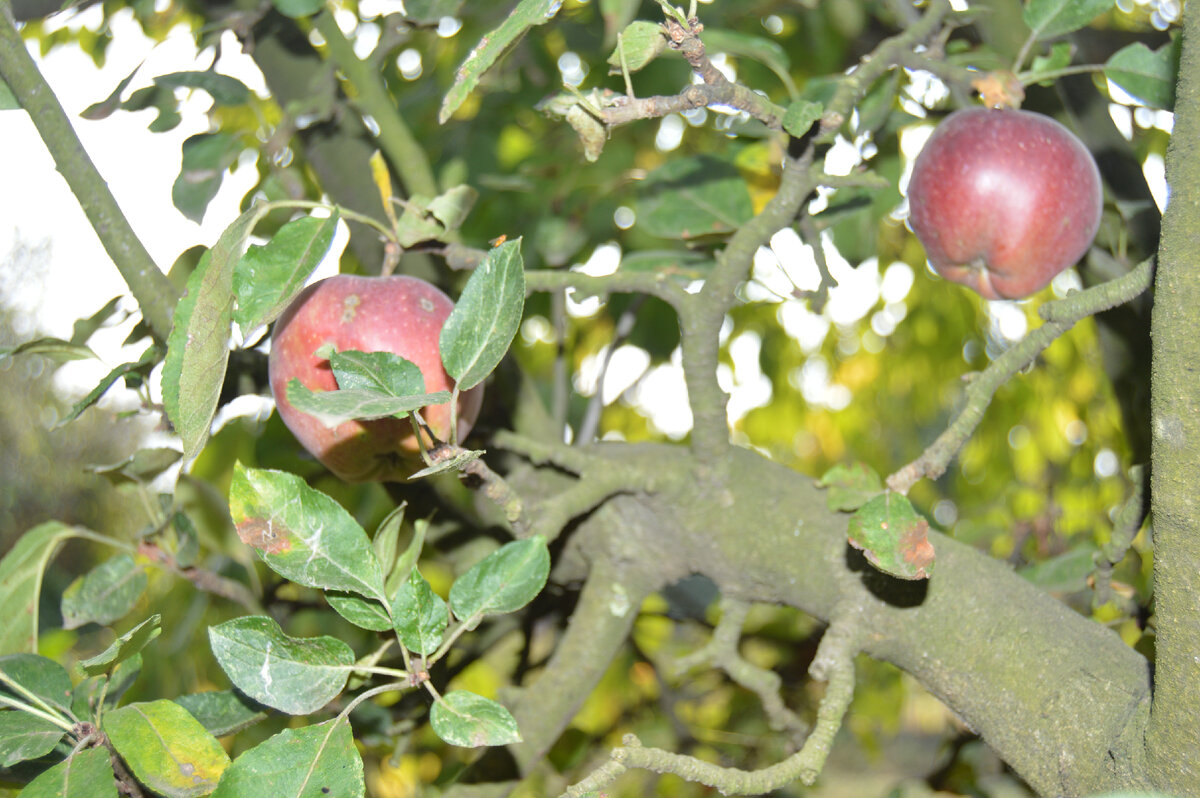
[
  {"xmin": 1145, "ymin": 0, "xmax": 1200, "ymax": 788},
  {"xmin": 0, "ymin": 2, "xmax": 179, "ymax": 342}
]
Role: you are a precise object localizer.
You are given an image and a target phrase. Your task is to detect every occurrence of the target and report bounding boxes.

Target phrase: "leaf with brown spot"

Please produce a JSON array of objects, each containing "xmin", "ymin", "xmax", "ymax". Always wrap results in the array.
[{"xmin": 847, "ymin": 492, "xmax": 935, "ymax": 580}]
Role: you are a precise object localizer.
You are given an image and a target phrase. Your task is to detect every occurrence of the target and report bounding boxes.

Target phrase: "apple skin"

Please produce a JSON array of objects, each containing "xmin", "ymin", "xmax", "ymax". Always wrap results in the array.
[
  {"xmin": 907, "ymin": 107, "xmax": 1102, "ymax": 300},
  {"xmin": 268, "ymin": 274, "xmax": 483, "ymax": 482}
]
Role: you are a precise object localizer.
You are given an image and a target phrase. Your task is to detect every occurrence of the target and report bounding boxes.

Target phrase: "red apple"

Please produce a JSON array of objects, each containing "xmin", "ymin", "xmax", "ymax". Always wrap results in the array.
[
  {"xmin": 268, "ymin": 274, "xmax": 483, "ymax": 482},
  {"xmin": 907, "ymin": 107, "xmax": 1102, "ymax": 300}
]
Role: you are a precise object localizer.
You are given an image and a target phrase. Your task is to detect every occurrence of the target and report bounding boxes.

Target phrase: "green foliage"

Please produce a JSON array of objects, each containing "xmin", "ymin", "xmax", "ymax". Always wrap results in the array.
[{"xmin": 1, "ymin": 0, "xmax": 1181, "ymax": 795}]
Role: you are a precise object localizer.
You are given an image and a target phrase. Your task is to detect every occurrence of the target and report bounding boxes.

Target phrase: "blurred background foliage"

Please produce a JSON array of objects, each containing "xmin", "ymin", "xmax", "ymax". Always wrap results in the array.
[{"xmin": 1, "ymin": 0, "xmax": 1172, "ymax": 794}]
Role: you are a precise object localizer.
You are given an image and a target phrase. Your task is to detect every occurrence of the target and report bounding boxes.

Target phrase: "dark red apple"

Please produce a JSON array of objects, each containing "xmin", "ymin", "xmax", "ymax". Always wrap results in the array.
[
  {"xmin": 268, "ymin": 274, "xmax": 483, "ymax": 482},
  {"xmin": 907, "ymin": 107, "xmax": 1102, "ymax": 300}
]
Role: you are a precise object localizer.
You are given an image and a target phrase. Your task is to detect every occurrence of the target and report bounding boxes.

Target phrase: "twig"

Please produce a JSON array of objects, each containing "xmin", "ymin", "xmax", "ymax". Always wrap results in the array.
[
  {"xmin": 561, "ymin": 615, "xmax": 859, "ymax": 796},
  {"xmin": 1092, "ymin": 464, "xmax": 1148, "ymax": 609},
  {"xmin": 887, "ymin": 256, "xmax": 1155, "ymax": 494}
]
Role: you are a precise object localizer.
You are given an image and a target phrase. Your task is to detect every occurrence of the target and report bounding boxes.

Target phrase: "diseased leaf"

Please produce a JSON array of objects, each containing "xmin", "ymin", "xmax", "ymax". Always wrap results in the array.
[
  {"xmin": 439, "ymin": 239, "xmax": 525, "ymax": 392},
  {"xmin": 210, "ymin": 719, "xmax": 364, "ymax": 797},
  {"xmin": 104, "ymin": 700, "xmax": 229, "ymax": 797},
  {"xmin": 430, "ymin": 691, "xmax": 521, "ymax": 747},
  {"xmin": 61, "ymin": 554, "xmax": 147, "ymax": 630},
  {"xmin": 847, "ymin": 493, "xmax": 935, "ymax": 581},
  {"xmin": 19, "ymin": 746, "xmax": 117, "ymax": 798},
  {"xmin": 1022, "ymin": 0, "xmax": 1114, "ymax": 39},
  {"xmin": 233, "ymin": 213, "xmax": 339, "ymax": 336},
  {"xmin": 636, "ymin": 155, "xmax": 754, "ymax": 239},
  {"xmin": 440, "ymin": 0, "xmax": 564, "ymax": 123},
  {"xmin": 0, "ymin": 521, "xmax": 76, "ymax": 654},
  {"xmin": 228, "ymin": 464, "xmax": 387, "ymax": 602},
  {"xmin": 208, "ymin": 616, "xmax": 354, "ymax": 715},
  {"xmin": 448, "ymin": 536, "xmax": 549, "ymax": 628}
]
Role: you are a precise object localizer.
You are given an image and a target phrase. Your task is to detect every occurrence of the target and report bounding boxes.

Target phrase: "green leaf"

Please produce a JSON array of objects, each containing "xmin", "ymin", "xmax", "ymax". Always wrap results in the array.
[
  {"xmin": 0, "ymin": 711, "xmax": 65, "ymax": 767},
  {"xmin": 430, "ymin": 691, "xmax": 521, "ymax": 747},
  {"xmin": 104, "ymin": 700, "xmax": 230, "ymax": 797},
  {"xmin": 372, "ymin": 503, "xmax": 406, "ymax": 593},
  {"xmin": 80, "ymin": 61, "xmax": 142, "ymax": 120},
  {"xmin": 79, "ymin": 615, "xmax": 162, "ymax": 676},
  {"xmin": 1019, "ymin": 545, "xmax": 1099, "ymax": 593},
  {"xmin": 448, "ymin": 536, "xmax": 550, "ymax": 628},
  {"xmin": 286, "ymin": 380, "xmax": 451, "ymax": 426},
  {"xmin": 404, "ymin": 0, "xmax": 465, "ymax": 26},
  {"xmin": 391, "ymin": 570, "xmax": 448, "ymax": 655},
  {"xmin": 163, "ymin": 204, "xmax": 269, "ymax": 462},
  {"xmin": 636, "ymin": 155, "xmax": 754, "ymax": 239},
  {"xmin": 439, "ymin": 239, "xmax": 526, "ymax": 392},
  {"xmin": 233, "ymin": 213, "xmax": 339, "ymax": 336},
  {"xmin": 86, "ymin": 448, "xmax": 183, "ymax": 486},
  {"xmin": 700, "ymin": 28, "xmax": 796, "ymax": 96},
  {"xmin": 386, "ymin": 515, "xmax": 426, "ymax": 598},
  {"xmin": 174, "ymin": 690, "xmax": 268, "ymax": 738},
  {"xmin": 211, "ymin": 719, "xmax": 364, "ymax": 797},
  {"xmin": 333, "ymin": 350, "xmax": 424, "ymax": 395},
  {"xmin": 428, "ymin": 185, "xmax": 479, "ymax": 232},
  {"xmin": 606, "ymin": 20, "xmax": 667, "ymax": 73},
  {"xmin": 620, "ymin": 249, "xmax": 712, "ymax": 281},
  {"xmin": 439, "ymin": 0, "xmax": 564, "ymax": 123},
  {"xmin": 61, "ymin": 554, "xmax": 148, "ymax": 630},
  {"xmin": 1105, "ymin": 40, "xmax": 1179, "ymax": 110},
  {"xmin": 73, "ymin": 654, "xmax": 142, "ymax": 717},
  {"xmin": 818, "ymin": 462, "xmax": 885, "ymax": 512},
  {"xmin": 0, "ymin": 337, "xmax": 96, "ymax": 362},
  {"xmin": 782, "ymin": 99, "xmax": 823, "ymax": 139},
  {"xmin": 19, "ymin": 746, "xmax": 117, "ymax": 798},
  {"xmin": 208, "ymin": 616, "xmax": 355, "ymax": 715},
  {"xmin": 327, "ymin": 592, "xmax": 393, "ymax": 632},
  {"xmin": 154, "ymin": 71, "xmax": 252, "ymax": 105},
  {"xmin": 1022, "ymin": 0, "xmax": 1114, "ymax": 39},
  {"xmin": 57, "ymin": 344, "xmax": 161, "ymax": 428},
  {"xmin": 272, "ymin": 0, "xmax": 325, "ymax": 17},
  {"xmin": 228, "ymin": 464, "xmax": 387, "ymax": 602},
  {"xmin": 1028, "ymin": 41, "xmax": 1074, "ymax": 85},
  {"xmin": 0, "ymin": 521, "xmax": 75, "ymax": 654},
  {"xmin": 0, "ymin": 654, "xmax": 73, "ymax": 715},
  {"xmin": 172, "ymin": 132, "xmax": 241, "ymax": 223},
  {"xmin": 847, "ymin": 493, "xmax": 935, "ymax": 581}
]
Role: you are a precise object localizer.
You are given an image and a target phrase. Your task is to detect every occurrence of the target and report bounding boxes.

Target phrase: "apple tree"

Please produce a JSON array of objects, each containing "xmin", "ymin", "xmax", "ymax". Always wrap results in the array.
[{"xmin": 0, "ymin": 0, "xmax": 1196, "ymax": 796}]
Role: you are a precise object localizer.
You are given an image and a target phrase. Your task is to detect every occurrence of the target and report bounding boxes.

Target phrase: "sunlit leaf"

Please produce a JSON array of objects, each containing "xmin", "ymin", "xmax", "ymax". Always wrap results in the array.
[
  {"xmin": 391, "ymin": 569, "xmax": 448, "ymax": 655},
  {"xmin": 233, "ymin": 213, "xmax": 339, "ymax": 336},
  {"xmin": 228, "ymin": 464, "xmax": 387, "ymax": 602},
  {"xmin": 448, "ymin": 535, "xmax": 549, "ymax": 628},
  {"xmin": 847, "ymin": 493, "xmax": 935, "ymax": 581}
]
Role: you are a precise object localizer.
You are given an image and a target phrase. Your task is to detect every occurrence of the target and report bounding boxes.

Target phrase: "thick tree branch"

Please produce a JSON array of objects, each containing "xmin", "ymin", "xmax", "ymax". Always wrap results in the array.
[
  {"xmin": 0, "ymin": 3, "xmax": 179, "ymax": 342},
  {"xmin": 1145, "ymin": 0, "xmax": 1200, "ymax": 789}
]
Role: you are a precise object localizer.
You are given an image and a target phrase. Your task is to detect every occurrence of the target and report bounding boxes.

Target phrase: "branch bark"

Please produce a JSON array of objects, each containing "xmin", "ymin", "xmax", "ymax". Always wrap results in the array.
[{"xmin": 1145, "ymin": 0, "xmax": 1200, "ymax": 789}]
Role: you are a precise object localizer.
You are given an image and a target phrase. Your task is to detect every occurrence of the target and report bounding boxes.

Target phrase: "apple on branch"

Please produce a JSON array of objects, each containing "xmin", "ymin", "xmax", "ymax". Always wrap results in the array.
[
  {"xmin": 268, "ymin": 274, "xmax": 483, "ymax": 482},
  {"xmin": 906, "ymin": 107, "xmax": 1103, "ymax": 301}
]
